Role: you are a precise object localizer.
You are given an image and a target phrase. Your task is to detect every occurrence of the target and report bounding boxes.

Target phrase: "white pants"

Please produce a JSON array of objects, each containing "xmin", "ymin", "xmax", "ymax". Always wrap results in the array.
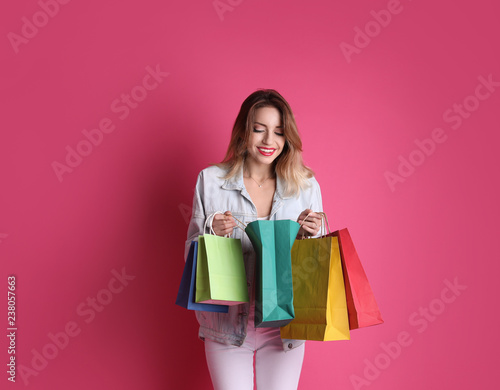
[{"xmin": 204, "ymin": 302, "xmax": 305, "ymax": 390}]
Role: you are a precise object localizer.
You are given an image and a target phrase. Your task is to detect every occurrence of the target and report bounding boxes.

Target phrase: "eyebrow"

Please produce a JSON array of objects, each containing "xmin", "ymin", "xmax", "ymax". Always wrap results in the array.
[{"xmin": 254, "ymin": 121, "xmax": 284, "ymax": 128}]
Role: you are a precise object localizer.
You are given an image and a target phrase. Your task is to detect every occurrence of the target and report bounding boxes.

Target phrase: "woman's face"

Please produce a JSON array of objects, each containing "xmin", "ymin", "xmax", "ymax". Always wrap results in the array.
[{"xmin": 246, "ymin": 106, "xmax": 286, "ymax": 167}]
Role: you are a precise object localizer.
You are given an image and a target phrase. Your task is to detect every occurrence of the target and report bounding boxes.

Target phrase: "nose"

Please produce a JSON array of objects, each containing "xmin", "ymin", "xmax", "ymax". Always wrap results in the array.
[{"xmin": 262, "ymin": 131, "xmax": 273, "ymax": 145}]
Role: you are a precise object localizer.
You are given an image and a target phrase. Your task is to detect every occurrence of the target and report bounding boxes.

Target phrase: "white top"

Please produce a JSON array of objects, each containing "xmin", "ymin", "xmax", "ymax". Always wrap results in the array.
[{"xmin": 257, "ymin": 215, "xmax": 270, "ymax": 220}]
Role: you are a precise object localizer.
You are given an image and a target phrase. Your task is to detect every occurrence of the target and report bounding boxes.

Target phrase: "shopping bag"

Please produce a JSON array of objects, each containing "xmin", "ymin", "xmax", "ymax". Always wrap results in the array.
[
  {"xmin": 195, "ymin": 213, "xmax": 249, "ymax": 305},
  {"xmin": 280, "ymin": 234, "xmax": 350, "ymax": 341},
  {"xmin": 245, "ymin": 219, "xmax": 300, "ymax": 327},
  {"xmin": 175, "ymin": 241, "xmax": 229, "ymax": 313},
  {"xmin": 329, "ymin": 228, "xmax": 383, "ymax": 329}
]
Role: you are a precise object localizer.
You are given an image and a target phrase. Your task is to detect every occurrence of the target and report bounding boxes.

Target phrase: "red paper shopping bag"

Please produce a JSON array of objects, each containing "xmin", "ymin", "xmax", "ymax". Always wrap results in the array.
[{"xmin": 329, "ymin": 228, "xmax": 383, "ymax": 329}]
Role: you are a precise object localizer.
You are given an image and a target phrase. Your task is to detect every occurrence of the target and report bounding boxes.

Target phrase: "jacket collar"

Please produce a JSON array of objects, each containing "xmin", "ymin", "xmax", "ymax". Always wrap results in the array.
[{"xmin": 221, "ymin": 165, "xmax": 292, "ymax": 200}]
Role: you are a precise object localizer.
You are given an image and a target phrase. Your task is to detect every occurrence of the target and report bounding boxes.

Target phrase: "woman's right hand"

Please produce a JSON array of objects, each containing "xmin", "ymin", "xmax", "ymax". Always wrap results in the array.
[{"xmin": 211, "ymin": 211, "xmax": 236, "ymax": 236}]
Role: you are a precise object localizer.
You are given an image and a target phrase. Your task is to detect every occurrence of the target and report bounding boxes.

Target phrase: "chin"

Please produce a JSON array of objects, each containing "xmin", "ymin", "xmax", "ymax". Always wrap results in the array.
[{"xmin": 256, "ymin": 155, "xmax": 279, "ymax": 165}]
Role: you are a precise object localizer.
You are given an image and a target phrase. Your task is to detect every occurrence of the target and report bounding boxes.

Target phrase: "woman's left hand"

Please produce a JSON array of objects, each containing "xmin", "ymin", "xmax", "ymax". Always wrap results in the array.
[{"xmin": 296, "ymin": 209, "xmax": 322, "ymax": 238}]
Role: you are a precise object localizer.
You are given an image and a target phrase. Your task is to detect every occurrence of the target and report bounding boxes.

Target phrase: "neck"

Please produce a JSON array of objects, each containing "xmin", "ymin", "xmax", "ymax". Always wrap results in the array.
[{"xmin": 244, "ymin": 158, "xmax": 274, "ymax": 181}]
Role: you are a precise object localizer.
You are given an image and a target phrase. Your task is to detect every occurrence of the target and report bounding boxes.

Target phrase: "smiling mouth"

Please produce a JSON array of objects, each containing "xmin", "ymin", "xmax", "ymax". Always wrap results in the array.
[{"xmin": 257, "ymin": 147, "xmax": 276, "ymax": 156}]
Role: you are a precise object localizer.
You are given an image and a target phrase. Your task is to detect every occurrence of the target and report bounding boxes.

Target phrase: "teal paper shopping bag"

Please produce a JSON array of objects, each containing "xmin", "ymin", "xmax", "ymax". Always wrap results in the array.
[{"xmin": 245, "ymin": 219, "xmax": 300, "ymax": 327}]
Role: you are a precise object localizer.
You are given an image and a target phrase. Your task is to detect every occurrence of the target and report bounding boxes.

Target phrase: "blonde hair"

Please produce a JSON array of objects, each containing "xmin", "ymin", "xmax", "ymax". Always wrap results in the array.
[{"xmin": 217, "ymin": 89, "xmax": 314, "ymax": 197}]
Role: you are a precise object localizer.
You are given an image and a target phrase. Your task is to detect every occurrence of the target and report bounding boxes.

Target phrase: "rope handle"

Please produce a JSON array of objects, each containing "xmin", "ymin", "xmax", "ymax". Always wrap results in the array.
[
  {"xmin": 204, "ymin": 211, "xmax": 246, "ymax": 237},
  {"xmin": 231, "ymin": 215, "xmax": 247, "ymax": 231},
  {"xmin": 205, "ymin": 212, "xmax": 331, "ymax": 238},
  {"xmin": 299, "ymin": 211, "xmax": 331, "ymax": 239},
  {"xmin": 203, "ymin": 212, "xmax": 220, "ymax": 235},
  {"xmin": 319, "ymin": 212, "xmax": 331, "ymax": 235}
]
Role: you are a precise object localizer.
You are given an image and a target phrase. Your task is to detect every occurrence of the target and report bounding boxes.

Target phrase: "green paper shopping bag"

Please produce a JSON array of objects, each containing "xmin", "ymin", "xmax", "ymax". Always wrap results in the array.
[
  {"xmin": 245, "ymin": 219, "xmax": 300, "ymax": 327},
  {"xmin": 175, "ymin": 241, "xmax": 229, "ymax": 312},
  {"xmin": 195, "ymin": 212, "xmax": 249, "ymax": 305}
]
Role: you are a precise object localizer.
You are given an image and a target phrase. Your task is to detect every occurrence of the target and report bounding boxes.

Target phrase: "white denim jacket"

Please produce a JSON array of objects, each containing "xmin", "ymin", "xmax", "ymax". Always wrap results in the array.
[{"xmin": 185, "ymin": 165, "xmax": 323, "ymax": 351}]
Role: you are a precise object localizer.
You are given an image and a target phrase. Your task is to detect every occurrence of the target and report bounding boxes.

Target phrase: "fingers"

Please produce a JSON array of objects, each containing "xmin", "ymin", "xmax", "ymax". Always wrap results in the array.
[
  {"xmin": 297, "ymin": 209, "xmax": 322, "ymax": 237},
  {"xmin": 211, "ymin": 209, "xmax": 323, "ymax": 237},
  {"xmin": 297, "ymin": 210, "xmax": 321, "ymax": 227},
  {"xmin": 299, "ymin": 223, "xmax": 319, "ymax": 235},
  {"xmin": 212, "ymin": 212, "xmax": 236, "ymax": 236},
  {"xmin": 298, "ymin": 208, "xmax": 313, "ymax": 221}
]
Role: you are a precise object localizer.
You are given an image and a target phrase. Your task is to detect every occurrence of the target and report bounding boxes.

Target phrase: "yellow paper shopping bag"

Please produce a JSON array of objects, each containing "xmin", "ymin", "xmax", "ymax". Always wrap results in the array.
[{"xmin": 280, "ymin": 235, "xmax": 350, "ymax": 341}]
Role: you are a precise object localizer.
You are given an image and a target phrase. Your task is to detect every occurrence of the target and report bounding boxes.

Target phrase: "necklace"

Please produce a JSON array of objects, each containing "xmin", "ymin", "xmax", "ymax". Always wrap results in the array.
[{"xmin": 247, "ymin": 175, "xmax": 272, "ymax": 188}]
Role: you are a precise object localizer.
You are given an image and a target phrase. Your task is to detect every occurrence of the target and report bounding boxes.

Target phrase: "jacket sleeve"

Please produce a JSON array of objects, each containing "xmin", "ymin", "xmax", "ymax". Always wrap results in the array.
[{"xmin": 184, "ymin": 171, "xmax": 206, "ymax": 261}]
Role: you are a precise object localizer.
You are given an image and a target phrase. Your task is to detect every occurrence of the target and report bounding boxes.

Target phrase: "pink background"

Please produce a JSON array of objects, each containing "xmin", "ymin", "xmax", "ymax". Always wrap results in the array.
[{"xmin": 1, "ymin": 0, "xmax": 499, "ymax": 389}]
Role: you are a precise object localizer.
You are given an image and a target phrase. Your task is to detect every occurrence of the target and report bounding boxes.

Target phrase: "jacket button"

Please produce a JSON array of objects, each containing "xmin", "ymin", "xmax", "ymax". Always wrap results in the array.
[{"xmin": 288, "ymin": 343, "xmax": 293, "ymax": 349}]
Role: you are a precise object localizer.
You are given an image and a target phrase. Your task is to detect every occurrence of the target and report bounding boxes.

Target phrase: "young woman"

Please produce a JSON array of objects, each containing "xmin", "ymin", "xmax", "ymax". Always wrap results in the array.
[{"xmin": 185, "ymin": 89, "xmax": 324, "ymax": 390}]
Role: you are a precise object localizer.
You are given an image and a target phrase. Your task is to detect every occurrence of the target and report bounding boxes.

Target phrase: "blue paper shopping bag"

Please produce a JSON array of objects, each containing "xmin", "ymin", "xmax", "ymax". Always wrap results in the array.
[{"xmin": 176, "ymin": 241, "xmax": 229, "ymax": 312}]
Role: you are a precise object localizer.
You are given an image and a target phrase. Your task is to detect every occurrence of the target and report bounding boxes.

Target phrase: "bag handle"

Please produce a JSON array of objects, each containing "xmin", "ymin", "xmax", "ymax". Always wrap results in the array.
[
  {"xmin": 231, "ymin": 215, "xmax": 247, "ymax": 230},
  {"xmin": 299, "ymin": 211, "xmax": 331, "ymax": 238},
  {"xmin": 319, "ymin": 212, "xmax": 331, "ymax": 236},
  {"xmin": 203, "ymin": 212, "xmax": 221, "ymax": 235},
  {"xmin": 204, "ymin": 211, "xmax": 246, "ymax": 237}
]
